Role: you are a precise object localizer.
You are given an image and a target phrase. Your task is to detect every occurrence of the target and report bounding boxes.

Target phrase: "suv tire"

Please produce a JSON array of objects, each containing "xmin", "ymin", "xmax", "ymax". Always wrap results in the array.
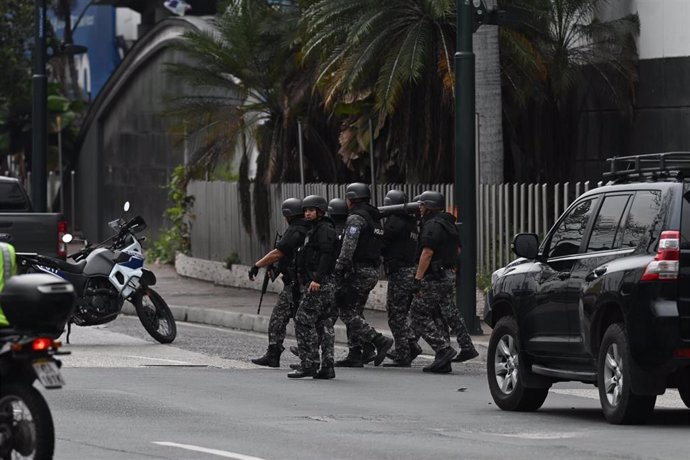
[
  {"xmin": 597, "ymin": 323, "xmax": 656, "ymax": 424},
  {"xmin": 487, "ymin": 316, "xmax": 549, "ymax": 411}
]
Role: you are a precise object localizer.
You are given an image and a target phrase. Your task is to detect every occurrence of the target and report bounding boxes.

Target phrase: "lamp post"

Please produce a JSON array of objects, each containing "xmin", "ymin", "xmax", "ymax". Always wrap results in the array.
[
  {"xmin": 32, "ymin": 0, "xmax": 48, "ymax": 212},
  {"xmin": 455, "ymin": 0, "xmax": 506, "ymax": 334}
]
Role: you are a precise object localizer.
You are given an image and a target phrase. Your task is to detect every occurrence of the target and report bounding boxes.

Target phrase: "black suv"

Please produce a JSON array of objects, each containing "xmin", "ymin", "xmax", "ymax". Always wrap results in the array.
[{"xmin": 485, "ymin": 153, "xmax": 690, "ymax": 424}]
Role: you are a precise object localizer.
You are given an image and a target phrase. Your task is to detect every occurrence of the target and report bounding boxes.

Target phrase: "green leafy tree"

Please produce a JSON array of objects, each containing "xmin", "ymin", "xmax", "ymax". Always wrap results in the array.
[
  {"xmin": 301, "ymin": 0, "xmax": 457, "ymax": 181},
  {"xmin": 166, "ymin": 0, "xmax": 343, "ymax": 241},
  {"xmin": 499, "ymin": 0, "xmax": 640, "ymax": 182}
]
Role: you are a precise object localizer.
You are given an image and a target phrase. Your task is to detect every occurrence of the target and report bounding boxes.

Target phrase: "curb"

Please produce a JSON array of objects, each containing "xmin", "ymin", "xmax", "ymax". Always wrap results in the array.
[{"xmin": 122, "ymin": 303, "xmax": 489, "ymax": 360}]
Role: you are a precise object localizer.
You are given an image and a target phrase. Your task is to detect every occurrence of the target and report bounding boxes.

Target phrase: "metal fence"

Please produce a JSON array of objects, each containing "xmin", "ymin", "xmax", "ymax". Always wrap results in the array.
[{"xmin": 187, "ymin": 180, "xmax": 601, "ymax": 273}]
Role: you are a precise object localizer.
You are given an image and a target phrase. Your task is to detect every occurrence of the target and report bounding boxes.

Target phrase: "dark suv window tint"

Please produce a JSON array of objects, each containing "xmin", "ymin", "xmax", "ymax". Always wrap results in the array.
[
  {"xmin": 621, "ymin": 191, "xmax": 662, "ymax": 248},
  {"xmin": 548, "ymin": 198, "xmax": 596, "ymax": 258},
  {"xmin": 586, "ymin": 195, "xmax": 630, "ymax": 252},
  {"xmin": 0, "ymin": 182, "xmax": 30, "ymax": 211}
]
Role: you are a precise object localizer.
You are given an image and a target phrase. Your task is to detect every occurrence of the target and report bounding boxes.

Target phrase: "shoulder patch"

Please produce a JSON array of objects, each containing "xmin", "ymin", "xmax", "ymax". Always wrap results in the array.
[{"xmin": 348, "ymin": 226, "xmax": 360, "ymax": 236}]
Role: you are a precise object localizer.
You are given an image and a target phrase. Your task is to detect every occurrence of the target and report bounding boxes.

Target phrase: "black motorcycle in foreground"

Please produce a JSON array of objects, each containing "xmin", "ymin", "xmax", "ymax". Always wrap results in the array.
[
  {"xmin": 16, "ymin": 202, "xmax": 176, "ymax": 344},
  {"xmin": 0, "ymin": 273, "xmax": 74, "ymax": 459}
]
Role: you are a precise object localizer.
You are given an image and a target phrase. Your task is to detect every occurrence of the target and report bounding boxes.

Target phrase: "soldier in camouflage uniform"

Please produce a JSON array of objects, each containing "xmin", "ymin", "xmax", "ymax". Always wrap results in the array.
[
  {"xmin": 289, "ymin": 195, "xmax": 338, "ymax": 379},
  {"xmin": 288, "ymin": 197, "xmax": 348, "ymax": 368},
  {"xmin": 333, "ymin": 183, "xmax": 394, "ymax": 367},
  {"xmin": 410, "ymin": 190, "xmax": 467, "ymax": 373},
  {"xmin": 249, "ymin": 198, "xmax": 311, "ymax": 367},
  {"xmin": 380, "ymin": 190, "xmax": 423, "ymax": 367}
]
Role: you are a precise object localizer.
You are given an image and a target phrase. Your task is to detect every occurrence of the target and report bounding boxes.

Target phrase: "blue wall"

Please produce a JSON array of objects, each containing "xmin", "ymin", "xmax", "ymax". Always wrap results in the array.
[{"xmin": 50, "ymin": 0, "xmax": 120, "ymax": 99}]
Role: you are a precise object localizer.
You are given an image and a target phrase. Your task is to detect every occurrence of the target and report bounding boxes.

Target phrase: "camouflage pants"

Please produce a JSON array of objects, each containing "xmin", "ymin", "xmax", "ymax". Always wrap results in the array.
[
  {"xmin": 440, "ymin": 300, "xmax": 475, "ymax": 351},
  {"xmin": 294, "ymin": 277, "xmax": 336, "ymax": 368},
  {"xmin": 267, "ymin": 283, "xmax": 297, "ymax": 346},
  {"xmin": 337, "ymin": 265, "xmax": 380, "ymax": 345},
  {"xmin": 410, "ymin": 270, "xmax": 454, "ymax": 352},
  {"xmin": 385, "ymin": 265, "xmax": 417, "ymax": 359}
]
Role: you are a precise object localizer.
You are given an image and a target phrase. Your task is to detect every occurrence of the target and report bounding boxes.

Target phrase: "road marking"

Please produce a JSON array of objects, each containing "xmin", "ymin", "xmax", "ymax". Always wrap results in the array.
[
  {"xmin": 124, "ymin": 355, "xmax": 192, "ymax": 365},
  {"xmin": 153, "ymin": 442, "xmax": 266, "ymax": 459}
]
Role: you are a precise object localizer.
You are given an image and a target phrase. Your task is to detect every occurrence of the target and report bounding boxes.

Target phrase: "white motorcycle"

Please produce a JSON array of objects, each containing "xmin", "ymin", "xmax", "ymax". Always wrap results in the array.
[{"xmin": 17, "ymin": 202, "xmax": 177, "ymax": 344}]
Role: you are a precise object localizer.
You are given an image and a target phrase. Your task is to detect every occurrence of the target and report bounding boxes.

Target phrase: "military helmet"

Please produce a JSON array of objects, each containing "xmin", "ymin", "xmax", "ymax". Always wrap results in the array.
[
  {"xmin": 281, "ymin": 198, "xmax": 303, "ymax": 218},
  {"xmin": 418, "ymin": 190, "xmax": 445, "ymax": 210},
  {"xmin": 384, "ymin": 189, "xmax": 407, "ymax": 206},
  {"xmin": 345, "ymin": 182, "xmax": 371, "ymax": 200},
  {"xmin": 302, "ymin": 195, "xmax": 328, "ymax": 213},
  {"xmin": 327, "ymin": 198, "xmax": 348, "ymax": 217}
]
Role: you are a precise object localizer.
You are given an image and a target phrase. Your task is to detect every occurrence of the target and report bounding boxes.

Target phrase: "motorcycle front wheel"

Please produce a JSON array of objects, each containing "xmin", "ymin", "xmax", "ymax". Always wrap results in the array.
[
  {"xmin": 0, "ymin": 383, "xmax": 55, "ymax": 459},
  {"xmin": 131, "ymin": 287, "xmax": 177, "ymax": 344}
]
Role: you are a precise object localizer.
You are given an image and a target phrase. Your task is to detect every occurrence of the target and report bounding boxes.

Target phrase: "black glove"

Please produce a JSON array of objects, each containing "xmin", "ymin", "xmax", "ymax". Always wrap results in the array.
[
  {"xmin": 334, "ymin": 260, "xmax": 352, "ymax": 278},
  {"xmin": 412, "ymin": 278, "xmax": 423, "ymax": 294},
  {"xmin": 248, "ymin": 265, "xmax": 260, "ymax": 281}
]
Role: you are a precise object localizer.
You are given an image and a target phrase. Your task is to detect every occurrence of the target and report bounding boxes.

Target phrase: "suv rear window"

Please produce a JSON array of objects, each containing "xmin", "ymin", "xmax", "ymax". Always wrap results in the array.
[
  {"xmin": 620, "ymin": 191, "xmax": 662, "ymax": 248},
  {"xmin": 0, "ymin": 182, "xmax": 30, "ymax": 211}
]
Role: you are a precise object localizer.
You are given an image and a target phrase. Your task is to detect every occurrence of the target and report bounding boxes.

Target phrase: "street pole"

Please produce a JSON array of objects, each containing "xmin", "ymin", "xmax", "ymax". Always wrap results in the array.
[
  {"xmin": 455, "ymin": 0, "xmax": 482, "ymax": 334},
  {"xmin": 32, "ymin": 0, "xmax": 48, "ymax": 212}
]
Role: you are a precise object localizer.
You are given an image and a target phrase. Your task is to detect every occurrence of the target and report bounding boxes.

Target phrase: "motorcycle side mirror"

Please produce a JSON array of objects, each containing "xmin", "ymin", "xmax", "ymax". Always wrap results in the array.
[
  {"xmin": 123, "ymin": 201, "xmax": 131, "ymax": 212},
  {"xmin": 62, "ymin": 234, "xmax": 73, "ymax": 244}
]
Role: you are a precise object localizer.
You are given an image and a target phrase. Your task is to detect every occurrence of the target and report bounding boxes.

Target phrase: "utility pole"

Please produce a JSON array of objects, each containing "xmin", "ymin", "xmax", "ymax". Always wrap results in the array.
[
  {"xmin": 32, "ymin": 0, "xmax": 48, "ymax": 212},
  {"xmin": 455, "ymin": 0, "xmax": 506, "ymax": 334}
]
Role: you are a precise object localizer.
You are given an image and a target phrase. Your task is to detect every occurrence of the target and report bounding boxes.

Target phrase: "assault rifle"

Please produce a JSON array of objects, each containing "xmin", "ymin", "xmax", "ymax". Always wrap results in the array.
[
  {"xmin": 377, "ymin": 201, "xmax": 420, "ymax": 217},
  {"xmin": 257, "ymin": 232, "xmax": 281, "ymax": 314}
]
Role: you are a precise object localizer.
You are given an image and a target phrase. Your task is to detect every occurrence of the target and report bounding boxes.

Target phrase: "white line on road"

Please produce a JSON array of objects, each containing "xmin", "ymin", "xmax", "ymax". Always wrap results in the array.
[
  {"xmin": 124, "ymin": 355, "xmax": 192, "ymax": 365},
  {"xmin": 153, "ymin": 442, "xmax": 267, "ymax": 460}
]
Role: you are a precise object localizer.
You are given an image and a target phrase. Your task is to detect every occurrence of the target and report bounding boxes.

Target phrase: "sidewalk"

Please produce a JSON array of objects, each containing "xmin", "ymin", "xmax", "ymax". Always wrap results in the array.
[{"xmin": 126, "ymin": 263, "xmax": 491, "ymax": 360}]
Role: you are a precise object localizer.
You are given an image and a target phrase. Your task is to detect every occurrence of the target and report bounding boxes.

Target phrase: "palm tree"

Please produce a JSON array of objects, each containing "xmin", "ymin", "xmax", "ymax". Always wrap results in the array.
[
  {"xmin": 166, "ymin": 0, "xmax": 342, "ymax": 241},
  {"xmin": 301, "ymin": 0, "xmax": 459, "ymax": 182},
  {"xmin": 498, "ymin": 0, "xmax": 640, "ymax": 182}
]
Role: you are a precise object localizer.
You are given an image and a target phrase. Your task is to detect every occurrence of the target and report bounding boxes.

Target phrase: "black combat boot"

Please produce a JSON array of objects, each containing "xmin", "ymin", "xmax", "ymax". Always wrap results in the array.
[
  {"xmin": 251, "ymin": 344, "xmax": 284, "ymax": 367},
  {"xmin": 422, "ymin": 361, "xmax": 452, "ymax": 374},
  {"xmin": 362, "ymin": 342, "xmax": 377, "ymax": 364},
  {"xmin": 313, "ymin": 366, "xmax": 336, "ymax": 379},
  {"xmin": 289, "ymin": 363, "xmax": 301, "ymax": 370},
  {"xmin": 452, "ymin": 346, "xmax": 479, "ymax": 363},
  {"xmin": 409, "ymin": 341, "xmax": 423, "ymax": 362},
  {"xmin": 335, "ymin": 347, "xmax": 364, "ymax": 367},
  {"xmin": 422, "ymin": 347, "xmax": 456, "ymax": 373},
  {"xmin": 287, "ymin": 363, "xmax": 319, "ymax": 378},
  {"xmin": 371, "ymin": 334, "xmax": 394, "ymax": 366}
]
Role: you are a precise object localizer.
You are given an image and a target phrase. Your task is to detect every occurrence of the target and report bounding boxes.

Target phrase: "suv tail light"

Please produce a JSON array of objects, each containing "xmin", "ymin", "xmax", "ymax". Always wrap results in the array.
[
  {"xmin": 641, "ymin": 230, "xmax": 680, "ymax": 281},
  {"xmin": 57, "ymin": 220, "xmax": 67, "ymax": 258}
]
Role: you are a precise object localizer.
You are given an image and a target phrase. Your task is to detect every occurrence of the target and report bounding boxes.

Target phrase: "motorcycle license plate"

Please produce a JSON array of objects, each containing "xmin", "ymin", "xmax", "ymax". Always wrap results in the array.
[{"xmin": 32, "ymin": 359, "xmax": 65, "ymax": 389}]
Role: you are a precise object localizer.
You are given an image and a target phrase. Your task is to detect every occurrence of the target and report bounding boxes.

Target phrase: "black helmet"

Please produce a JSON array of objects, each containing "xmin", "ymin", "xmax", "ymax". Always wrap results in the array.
[
  {"xmin": 384, "ymin": 189, "xmax": 407, "ymax": 206},
  {"xmin": 413, "ymin": 194, "xmax": 422, "ymax": 202},
  {"xmin": 419, "ymin": 190, "xmax": 444, "ymax": 210},
  {"xmin": 281, "ymin": 198, "xmax": 303, "ymax": 218},
  {"xmin": 302, "ymin": 195, "xmax": 328, "ymax": 213},
  {"xmin": 327, "ymin": 198, "xmax": 348, "ymax": 217},
  {"xmin": 345, "ymin": 182, "xmax": 371, "ymax": 200}
]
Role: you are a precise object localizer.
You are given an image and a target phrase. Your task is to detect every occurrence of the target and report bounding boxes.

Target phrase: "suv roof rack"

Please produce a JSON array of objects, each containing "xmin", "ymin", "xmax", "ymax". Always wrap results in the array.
[{"xmin": 604, "ymin": 152, "xmax": 690, "ymax": 183}]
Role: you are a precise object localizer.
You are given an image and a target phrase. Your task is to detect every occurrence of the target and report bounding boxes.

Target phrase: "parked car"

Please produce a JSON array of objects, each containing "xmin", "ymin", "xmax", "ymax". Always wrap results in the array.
[
  {"xmin": 0, "ymin": 177, "xmax": 67, "ymax": 258},
  {"xmin": 484, "ymin": 152, "xmax": 690, "ymax": 424}
]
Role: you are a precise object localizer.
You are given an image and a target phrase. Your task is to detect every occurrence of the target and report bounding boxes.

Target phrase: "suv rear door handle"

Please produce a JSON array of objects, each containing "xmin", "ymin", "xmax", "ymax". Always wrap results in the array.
[{"xmin": 585, "ymin": 267, "xmax": 608, "ymax": 281}]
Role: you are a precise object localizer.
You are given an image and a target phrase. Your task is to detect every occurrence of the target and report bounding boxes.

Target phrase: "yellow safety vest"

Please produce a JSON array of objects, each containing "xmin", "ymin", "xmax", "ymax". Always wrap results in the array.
[{"xmin": 0, "ymin": 243, "xmax": 17, "ymax": 327}]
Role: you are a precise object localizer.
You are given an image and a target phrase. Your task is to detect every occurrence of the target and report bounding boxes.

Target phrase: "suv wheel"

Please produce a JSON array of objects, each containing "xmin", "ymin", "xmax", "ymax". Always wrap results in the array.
[
  {"xmin": 487, "ymin": 316, "xmax": 548, "ymax": 411},
  {"xmin": 597, "ymin": 323, "xmax": 656, "ymax": 424}
]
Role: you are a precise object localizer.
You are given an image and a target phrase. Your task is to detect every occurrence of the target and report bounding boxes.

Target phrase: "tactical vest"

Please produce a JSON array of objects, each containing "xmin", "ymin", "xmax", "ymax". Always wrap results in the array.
[
  {"xmin": 0, "ymin": 242, "xmax": 17, "ymax": 327},
  {"xmin": 297, "ymin": 217, "xmax": 336, "ymax": 276},
  {"xmin": 275, "ymin": 219, "xmax": 310, "ymax": 280},
  {"xmin": 350, "ymin": 204, "xmax": 383, "ymax": 264},
  {"xmin": 420, "ymin": 213, "xmax": 459, "ymax": 269},
  {"xmin": 382, "ymin": 213, "xmax": 418, "ymax": 265}
]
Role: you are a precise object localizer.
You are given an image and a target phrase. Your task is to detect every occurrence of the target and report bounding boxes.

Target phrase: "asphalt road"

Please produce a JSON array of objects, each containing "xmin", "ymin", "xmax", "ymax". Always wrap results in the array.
[{"xmin": 42, "ymin": 317, "xmax": 690, "ymax": 460}]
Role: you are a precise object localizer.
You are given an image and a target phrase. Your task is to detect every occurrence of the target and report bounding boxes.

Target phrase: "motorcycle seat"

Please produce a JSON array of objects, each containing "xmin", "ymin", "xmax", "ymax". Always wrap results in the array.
[{"xmin": 56, "ymin": 259, "xmax": 87, "ymax": 274}]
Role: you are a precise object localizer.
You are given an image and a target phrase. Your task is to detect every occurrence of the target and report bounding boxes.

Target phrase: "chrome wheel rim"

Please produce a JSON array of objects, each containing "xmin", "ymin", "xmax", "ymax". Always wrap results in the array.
[
  {"xmin": 494, "ymin": 334, "xmax": 519, "ymax": 395},
  {"xmin": 603, "ymin": 343, "xmax": 623, "ymax": 407}
]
